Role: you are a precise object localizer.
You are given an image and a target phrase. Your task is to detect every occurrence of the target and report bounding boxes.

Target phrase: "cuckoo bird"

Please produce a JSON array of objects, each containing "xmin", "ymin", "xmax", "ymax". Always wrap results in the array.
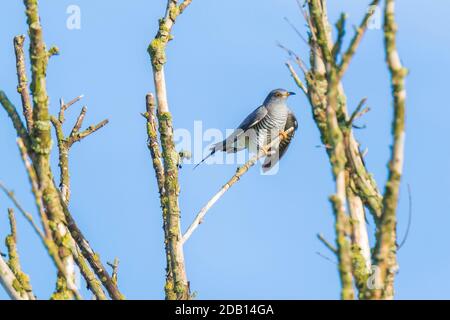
[{"xmin": 196, "ymin": 88, "xmax": 298, "ymax": 172}]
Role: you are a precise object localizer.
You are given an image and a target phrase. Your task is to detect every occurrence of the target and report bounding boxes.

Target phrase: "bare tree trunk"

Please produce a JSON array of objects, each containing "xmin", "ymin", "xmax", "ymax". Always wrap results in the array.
[{"xmin": 146, "ymin": 0, "xmax": 193, "ymax": 300}]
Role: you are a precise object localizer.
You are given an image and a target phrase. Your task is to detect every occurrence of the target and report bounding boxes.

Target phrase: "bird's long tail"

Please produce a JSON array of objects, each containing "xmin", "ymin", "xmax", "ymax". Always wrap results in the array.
[{"xmin": 193, "ymin": 149, "xmax": 216, "ymax": 170}]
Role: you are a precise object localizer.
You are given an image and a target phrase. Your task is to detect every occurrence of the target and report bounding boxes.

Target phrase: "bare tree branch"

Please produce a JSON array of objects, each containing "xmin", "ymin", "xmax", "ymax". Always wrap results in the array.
[
  {"xmin": 347, "ymin": 98, "xmax": 369, "ymax": 127},
  {"xmin": 5, "ymin": 208, "xmax": 35, "ymax": 300},
  {"xmin": 0, "ymin": 91, "xmax": 32, "ymax": 151},
  {"xmin": 68, "ymin": 119, "xmax": 109, "ymax": 147},
  {"xmin": 332, "ymin": 13, "xmax": 347, "ymax": 61},
  {"xmin": 107, "ymin": 258, "xmax": 120, "ymax": 286},
  {"xmin": 147, "ymin": 0, "xmax": 193, "ymax": 300},
  {"xmin": 58, "ymin": 95, "xmax": 84, "ymax": 123},
  {"xmin": 69, "ymin": 105, "xmax": 87, "ymax": 138},
  {"xmin": 0, "ymin": 182, "xmax": 82, "ymax": 300},
  {"xmin": 20, "ymin": 1, "xmax": 114, "ymax": 300},
  {"xmin": 286, "ymin": 62, "xmax": 308, "ymax": 96},
  {"xmin": 317, "ymin": 233, "xmax": 338, "ymax": 254},
  {"xmin": 371, "ymin": 0, "xmax": 407, "ymax": 300},
  {"xmin": 182, "ymin": 127, "xmax": 295, "ymax": 244},
  {"xmin": 59, "ymin": 197, "xmax": 124, "ymax": 300},
  {"xmin": 13, "ymin": 35, "xmax": 33, "ymax": 131},
  {"xmin": 338, "ymin": 0, "xmax": 381, "ymax": 78},
  {"xmin": 23, "ymin": 0, "xmax": 78, "ymax": 299},
  {"xmin": 308, "ymin": 0, "xmax": 354, "ymax": 300},
  {"xmin": 0, "ymin": 254, "xmax": 29, "ymax": 300},
  {"xmin": 50, "ymin": 104, "xmax": 109, "ymax": 300},
  {"xmin": 144, "ymin": 93, "xmax": 176, "ymax": 299}
]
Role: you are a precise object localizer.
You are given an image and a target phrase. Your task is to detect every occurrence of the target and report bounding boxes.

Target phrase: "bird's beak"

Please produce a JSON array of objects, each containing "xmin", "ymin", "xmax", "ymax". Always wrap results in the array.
[{"xmin": 287, "ymin": 91, "xmax": 296, "ymax": 96}]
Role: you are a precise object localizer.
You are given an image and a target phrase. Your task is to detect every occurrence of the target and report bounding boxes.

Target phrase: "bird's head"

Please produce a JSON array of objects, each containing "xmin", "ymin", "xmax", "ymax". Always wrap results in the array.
[{"xmin": 264, "ymin": 88, "xmax": 296, "ymax": 105}]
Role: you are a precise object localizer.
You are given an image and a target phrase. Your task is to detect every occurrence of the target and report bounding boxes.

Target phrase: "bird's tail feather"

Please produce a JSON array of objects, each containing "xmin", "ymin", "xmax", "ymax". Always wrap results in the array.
[{"xmin": 193, "ymin": 149, "xmax": 216, "ymax": 170}]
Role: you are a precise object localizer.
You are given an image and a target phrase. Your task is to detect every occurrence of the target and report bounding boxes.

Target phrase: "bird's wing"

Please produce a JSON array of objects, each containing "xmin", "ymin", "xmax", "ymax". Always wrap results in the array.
[
  {"xmin": 237, "ymin": 105, "xmax": 268, "ymax": 131},
  {"xmin": 262, "ymin": 109, "xmax": 298, "ymax": 172},
  {"xmin": 213, "ymin": 105, "xmax": 268, "ymax": 153}
]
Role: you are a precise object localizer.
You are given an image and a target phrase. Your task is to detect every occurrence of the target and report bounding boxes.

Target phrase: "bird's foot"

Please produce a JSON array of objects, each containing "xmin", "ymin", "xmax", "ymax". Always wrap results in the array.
[
  {"xmin": 260, "ymin": 145, "xmax": 272, "ymax": 155},
  {"xmin": 279, "ymin": 130, "xmax": 289, "ymax": 140}
]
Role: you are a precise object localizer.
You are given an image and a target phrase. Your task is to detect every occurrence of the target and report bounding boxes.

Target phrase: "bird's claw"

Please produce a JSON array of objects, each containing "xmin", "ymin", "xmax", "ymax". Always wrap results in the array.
[
  {"xmin": 260, "ymin": 146, "xmax": 271, "ymax": 154},
  {"xmin": 260, "ymin": 146, "xmax": 275, "ymax": 155},
  {"xmin": 279, "ymin": 130, "xmax": 289, "ymax": 140}
]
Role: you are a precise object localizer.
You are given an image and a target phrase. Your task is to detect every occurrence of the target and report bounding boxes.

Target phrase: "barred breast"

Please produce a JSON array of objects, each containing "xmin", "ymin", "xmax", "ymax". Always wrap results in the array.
[{"xmin": 248, "ymin": 112, "xmax": 288, "ymax": 153}]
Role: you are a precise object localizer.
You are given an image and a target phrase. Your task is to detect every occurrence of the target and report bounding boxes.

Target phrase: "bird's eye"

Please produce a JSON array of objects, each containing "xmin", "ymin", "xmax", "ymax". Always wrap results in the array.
[{"xmin": 275, "ymin": 92, "xmax": 282, "ymax": 97}]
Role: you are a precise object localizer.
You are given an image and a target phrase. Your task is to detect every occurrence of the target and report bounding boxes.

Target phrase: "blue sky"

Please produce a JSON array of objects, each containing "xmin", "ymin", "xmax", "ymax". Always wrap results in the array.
[{"xmin": 1, "ymin": 0, "xmax": 449, "ymax": 299}]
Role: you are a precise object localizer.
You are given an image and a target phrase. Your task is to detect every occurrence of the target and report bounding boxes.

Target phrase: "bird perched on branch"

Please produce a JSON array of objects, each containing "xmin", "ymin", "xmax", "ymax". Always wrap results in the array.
[{"xmin": 195, "ymin": 88, "xmax": 298, "ymax": 172}]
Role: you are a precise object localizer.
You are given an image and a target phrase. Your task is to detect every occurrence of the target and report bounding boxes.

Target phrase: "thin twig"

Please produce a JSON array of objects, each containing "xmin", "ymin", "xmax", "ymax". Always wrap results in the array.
[
  {"xmin": 16, "ymin": 138, "xmax": 52, "ymax": 238},
  {"xmin": 69, "ymin": 106, "xmax": 87, "ymax": 138},
  {"xmin": 332, "ymin": 13, "xmax": 347, "ymax": 61},
  {"xmin": 0, "ymin": 183, "xmax": 46, "ymax": 241},
  {"xmin": 179, "ymin": 0, "xmax": 193, "ymax": 14},
  {"xmin": 107, "ymin": 258, "xmax": 120, "ymax": 286},
  {"xmin": 315, "ymin": 252, "xmax": 338, "ymax": 265},
  {"xmin": 317, "ymin": 233, "xmax": 338, "ymax": 254},
  {"xmin": 0, "ymin": 91, "xmax": 32, "ymax": 151},
  {"xmin": 347, "ymin": 97, "xmax": 369, "ymax": 127},
  {"xmin": 13, "ymin": 35, "xmax": 33, "ymax": 131},
  {"xmin": 68, "ymin": 119, "xmax": 109, "ymax": 147},
  {"xmin": 338, "ymin": 0, "xmax": 381, "ymax": 78},
  {"xmin": 278, "ymin": 43, "xmax": 309, "ymax": 75},
  {"xmin": 63, "ymin": 95, "xmax": 84, "ymax": 112},
  {"xmin": 58, "ymin": 94, "xmax": 84, "ymax": 122},
  {"xmin": 5, "ymin": 209, "xmax": 35, "ymax": 300},
  {"xmin": 283, "ymin": 17, "xmax": 309, "ymax": 46},
  {"xmin": 286, "ymin": 62, "xmax": 308, "ymax": 96}
]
